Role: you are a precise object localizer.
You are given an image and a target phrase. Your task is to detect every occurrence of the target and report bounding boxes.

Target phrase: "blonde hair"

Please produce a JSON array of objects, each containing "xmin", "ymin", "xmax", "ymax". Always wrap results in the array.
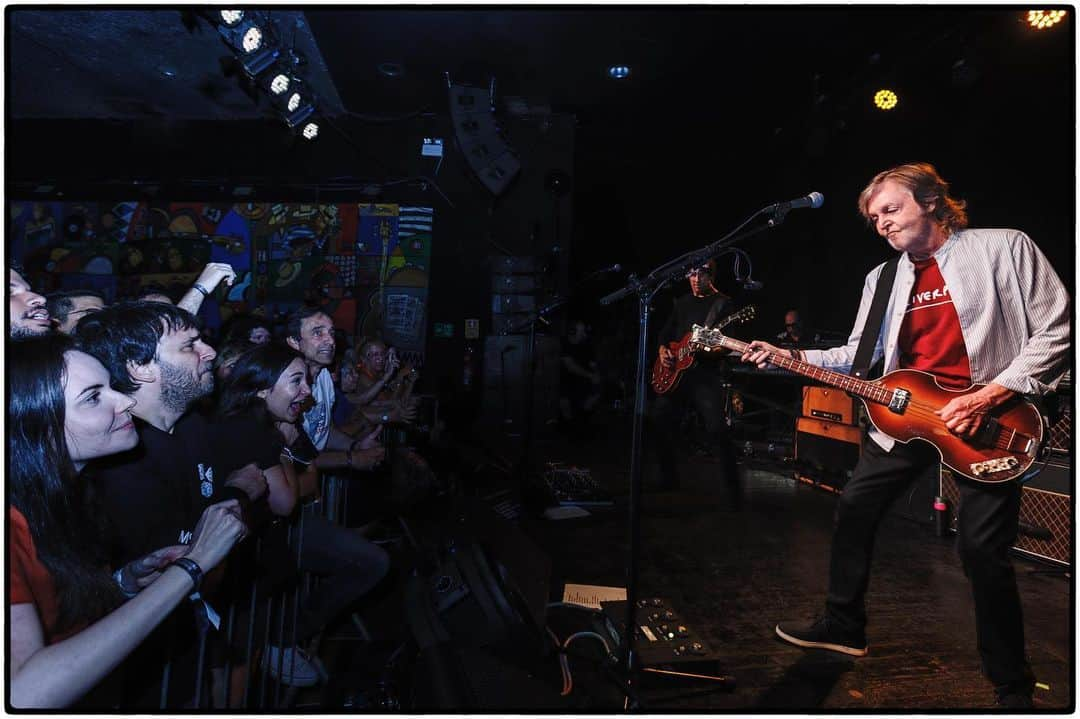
[{"xmin": 858, "ymin": 162, "xmax": 968, "ymax": 233}]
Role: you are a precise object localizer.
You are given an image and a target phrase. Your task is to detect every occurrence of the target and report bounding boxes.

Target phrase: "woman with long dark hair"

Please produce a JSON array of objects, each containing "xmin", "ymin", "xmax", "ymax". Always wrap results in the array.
[
  {"xmin": 214, "ymin": 343, "xmax": 389, "ymax": 684},
  {"xmin": 8, "ymin": 334, "xmax": 246, "ymax": 708}
]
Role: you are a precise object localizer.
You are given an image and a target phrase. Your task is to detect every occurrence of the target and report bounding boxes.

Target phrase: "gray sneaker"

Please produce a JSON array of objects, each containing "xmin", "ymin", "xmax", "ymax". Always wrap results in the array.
[{"xmin": 262, "ymin": 645, "xmax": 322, "ymax": 687}]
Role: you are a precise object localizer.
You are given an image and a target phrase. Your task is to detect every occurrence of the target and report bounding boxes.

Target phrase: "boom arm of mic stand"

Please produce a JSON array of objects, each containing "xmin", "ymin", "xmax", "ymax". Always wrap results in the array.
[{"xmin": 504, "ymin": 296, "xmax": 568, "ymax": 334}]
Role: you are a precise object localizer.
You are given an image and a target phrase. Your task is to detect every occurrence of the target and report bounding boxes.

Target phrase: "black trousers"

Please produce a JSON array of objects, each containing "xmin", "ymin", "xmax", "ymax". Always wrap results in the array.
[
  {"xmin": 825, "ymin": 434, "xmax": 1035, "ymax": 697},
  {"xmin": 649, "ymin": 371, "xmax": 739, "ymax": 497}
]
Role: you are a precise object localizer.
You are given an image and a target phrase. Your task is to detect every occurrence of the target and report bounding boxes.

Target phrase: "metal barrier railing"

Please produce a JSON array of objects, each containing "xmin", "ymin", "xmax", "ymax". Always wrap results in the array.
[{"xmin": 123, "ymin": 470, "xmax": 350, "ymax": 710}]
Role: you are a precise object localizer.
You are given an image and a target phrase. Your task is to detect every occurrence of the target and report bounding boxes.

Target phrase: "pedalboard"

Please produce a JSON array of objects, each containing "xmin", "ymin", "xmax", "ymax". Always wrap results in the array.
[{"xmin": 599, "ymin": 598, "xmax": 733, "ymax": 686}]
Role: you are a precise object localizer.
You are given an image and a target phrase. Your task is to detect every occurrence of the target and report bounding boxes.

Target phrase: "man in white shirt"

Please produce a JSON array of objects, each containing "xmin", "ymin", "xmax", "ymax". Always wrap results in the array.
[
  {"xmin": 741, "ymin": 163, "xmax": 1069, "ymax": 709},
  {"xmin": 285, "ymin": 306, "xmax": 383, "ymax": 470}
]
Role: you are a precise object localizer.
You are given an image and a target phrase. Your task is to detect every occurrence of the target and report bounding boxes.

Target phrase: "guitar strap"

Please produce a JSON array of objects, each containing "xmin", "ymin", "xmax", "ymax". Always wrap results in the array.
[
  {"xmin": 850, "ymin": 255, "xmax": 900, "ymax": 380},
  {"xmin": 703, "ymin": 292, "xmax": 730, "ymax": 328}
]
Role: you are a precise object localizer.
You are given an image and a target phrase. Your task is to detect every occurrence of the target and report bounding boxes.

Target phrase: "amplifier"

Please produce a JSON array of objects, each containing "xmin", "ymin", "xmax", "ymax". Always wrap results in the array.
[
  {"xmin": 599, "ymin": 598, "xmax": 734, "ymax": 686},
  {"xmin": 802, "ymin": 386, "xmax": 856, "ymax": 425},
  {"xmin": 794, "ymin": 416, "xmax": 861, "ymax": 492},
  {"xmin": 940, "ymin": 462, "xmax": 1072, "ymax": 566}
]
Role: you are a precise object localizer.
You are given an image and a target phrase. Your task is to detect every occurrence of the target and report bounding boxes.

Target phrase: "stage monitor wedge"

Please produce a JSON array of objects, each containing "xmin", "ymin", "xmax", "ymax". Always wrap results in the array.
[{"xmin": 450, "ymin": 84, "xmax": 521, "ymax": 196}]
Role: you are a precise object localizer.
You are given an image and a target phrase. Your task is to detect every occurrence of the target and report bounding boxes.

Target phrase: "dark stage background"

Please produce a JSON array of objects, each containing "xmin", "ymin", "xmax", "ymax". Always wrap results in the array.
[{"xmin": 7, "ymin": 7, "xmax": 1074, "ymax": 416}]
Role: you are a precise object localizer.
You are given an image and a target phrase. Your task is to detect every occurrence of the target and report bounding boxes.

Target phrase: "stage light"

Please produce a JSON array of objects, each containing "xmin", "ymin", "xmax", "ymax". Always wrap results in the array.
[
  {"xmin": 873, "ymin": 89, "xmax": 899, "ymax": 110},
  {"xmin": 241, "ymin": 25, "xmax": 263, "ymax": 53},
  {"xmin": 1027, "ymin": 9, "xmax": 1066, "ymax": 29},
  {"xmin": 301, "ymin": 122, "xmax": 319, "ymax": 140},
  {"xmin": 269, "ymin": 72, "xmax": 290, "ymax": 95},
  {"xmin": 608, "ymin": 65, "xmax": 631, "ymax": 79},
  {"xmin": 286, "ymin": 91, "xmax": 302, "ymax": 112},
  {"xmin": 219, "ymin": 10, "xmax": 244, "ymax": 27}
]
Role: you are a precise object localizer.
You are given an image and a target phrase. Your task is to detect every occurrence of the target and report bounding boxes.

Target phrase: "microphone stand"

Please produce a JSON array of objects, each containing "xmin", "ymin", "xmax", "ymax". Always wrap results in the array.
[
  {"xmin": 599, "ymin": 202, "xmax": 793, "ymax": 707},
  {"xmin": 506, "ymin": 295, "xmax": 568, "ymax": 502}
]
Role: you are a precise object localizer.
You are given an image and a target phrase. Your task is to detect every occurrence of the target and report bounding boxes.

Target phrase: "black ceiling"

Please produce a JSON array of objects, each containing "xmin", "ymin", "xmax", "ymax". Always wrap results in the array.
[{"xmin": 10, "ymin": 7, "xmax": 1069, "ymax": 129}]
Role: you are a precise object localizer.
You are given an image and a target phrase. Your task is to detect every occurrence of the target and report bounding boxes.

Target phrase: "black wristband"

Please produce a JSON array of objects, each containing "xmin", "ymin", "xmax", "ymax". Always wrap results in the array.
[
  {"xmin": 218, "ymin": 485, "xmax": 251, "ymax": 508},
  {"xmin": 171, "ymin": 557, "xmax": 203, "ymax": 593},
  {"xmin": 192, "ymin": 282, "xmax": 209, "ymax": 296}
]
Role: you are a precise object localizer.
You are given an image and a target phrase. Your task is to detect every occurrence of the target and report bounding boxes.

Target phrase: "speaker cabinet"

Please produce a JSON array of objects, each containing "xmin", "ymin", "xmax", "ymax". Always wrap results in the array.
[
  {"xmin": 480, "ymin": 335, "xmax": 559, "ymax": 430},
  {"xmin": 449, "ymin": 85, "xmax": 521, "ymax": 196},
  {"xmin": 794, "ymin": 416, "xmax": 861, "ymax": 492},
  {"xmin": 940, "ymin": 462, "xmax": 1072, "ymax": 566}
]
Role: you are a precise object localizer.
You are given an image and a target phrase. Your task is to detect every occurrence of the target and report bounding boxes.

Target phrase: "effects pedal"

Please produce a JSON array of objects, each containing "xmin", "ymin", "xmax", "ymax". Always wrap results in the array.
[{"xmin": 599, "ymin": 598, "xmax": 735, "ymax": 688}]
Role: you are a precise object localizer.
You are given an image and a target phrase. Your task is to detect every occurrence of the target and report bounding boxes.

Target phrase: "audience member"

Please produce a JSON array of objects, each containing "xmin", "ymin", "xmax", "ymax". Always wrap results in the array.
[
  {"xmin": 215, "ymin": 344, "xmax": 391, "ymax": 683},
  {"xmin": 75, "ymin": 301, "xmax": 268, "ymax": 706},
  {"xmin": 9, "ymin": 265, "xmax": 51, "ymax": 338},
  {"xmin": 7, "ymin": 334, "xmax": 244, "ymax": 708},
  {"xmin": 46, "ymin": 289, "xmax": 106, "ymax": 335},
  {"xmin": 285, "ymin": 307, "xmax": 384, "ymax": 471},
  {"xmin": 222, "ymin": 313, "xmax": 272, "ymax": 346}
]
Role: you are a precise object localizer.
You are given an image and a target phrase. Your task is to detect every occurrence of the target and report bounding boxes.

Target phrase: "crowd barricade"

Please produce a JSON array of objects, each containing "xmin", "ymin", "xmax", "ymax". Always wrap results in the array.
[{"xmin": 123, "ymin": 471, "xmax": 350, "ymax": 710}]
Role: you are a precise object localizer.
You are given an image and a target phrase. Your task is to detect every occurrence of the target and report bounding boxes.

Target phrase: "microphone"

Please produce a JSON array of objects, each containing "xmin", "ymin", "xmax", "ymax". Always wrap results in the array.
[
  {"xmin": 742, "ymin": 279, "xmax": 764, "ymax": 291},
  {"xmin": 584, "ymin": 263, "xmax": 623, "ymax": 280},
  {"xmin": 772, "ymin": 191, "xmax": 824, "ymax": 212}
]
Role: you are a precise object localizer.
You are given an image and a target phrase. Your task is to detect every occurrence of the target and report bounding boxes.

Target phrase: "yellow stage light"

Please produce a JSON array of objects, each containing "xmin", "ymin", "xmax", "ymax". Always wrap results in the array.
[
  {"xmin": 873, "ymin": 89, "xmax": 899, "ymax": 111},
  {"xmin": 1027, "ymin": 10, "xmax": 1066, "ymax": 29}
]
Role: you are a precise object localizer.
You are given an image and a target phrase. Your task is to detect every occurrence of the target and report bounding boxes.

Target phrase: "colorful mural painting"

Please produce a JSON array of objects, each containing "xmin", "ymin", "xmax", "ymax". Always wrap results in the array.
[{"xmin": 8, "ymin": 201, "xmax": 434, "ymax": 363}]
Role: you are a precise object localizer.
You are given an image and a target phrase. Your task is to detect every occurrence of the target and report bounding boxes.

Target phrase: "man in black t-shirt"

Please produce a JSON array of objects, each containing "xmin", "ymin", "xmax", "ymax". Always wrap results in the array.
[
  {"xmin": 650, "ymin": 260, "xmax": 741, "ymax": 502},
  {"xmin": 76, "ymin": 302, "xmax": 270, "ymax": 707},
  {"xmin": 77, "ymin": 302, "xmax": 267, "ymax": 564}
]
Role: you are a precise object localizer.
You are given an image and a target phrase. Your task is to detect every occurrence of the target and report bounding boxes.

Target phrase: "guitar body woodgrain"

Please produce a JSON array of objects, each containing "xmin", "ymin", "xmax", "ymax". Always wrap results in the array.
[
  {"xmin": 861, "ymin": 369, "xmax": 1044, "ymax": 483},
  {"xmin": 650, "ymin": 341, "xmax": 698, "ymax": 394}
]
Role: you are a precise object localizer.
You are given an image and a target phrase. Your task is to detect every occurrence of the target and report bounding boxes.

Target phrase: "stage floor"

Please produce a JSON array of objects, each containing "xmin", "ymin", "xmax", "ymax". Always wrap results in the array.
[{"xmin": 518, "ymin": 419, "xmax": 1073, "ymax": 711}]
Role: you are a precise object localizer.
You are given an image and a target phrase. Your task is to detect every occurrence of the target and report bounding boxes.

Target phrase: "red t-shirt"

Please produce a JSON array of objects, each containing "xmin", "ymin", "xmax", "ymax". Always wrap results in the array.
[
  {"xmin": 9, "ymin": 506, "xmax": 84, "ymax": 644},
  {"xmin": 897, "ymin": 257, "xmax": 972, "ymax": 389}
]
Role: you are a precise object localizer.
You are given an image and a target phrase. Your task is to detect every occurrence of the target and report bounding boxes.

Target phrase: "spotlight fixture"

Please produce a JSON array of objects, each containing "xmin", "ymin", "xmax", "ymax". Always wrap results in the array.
[
  {"xmin": 301, "ymin": 122, "xmax": 319, "ymax": 140},
  {"xmin": 608, "ymin": 65, "xmax": 631, "ymax": 79},
  {"xmin": 269, "ymin": 72, "xmax": 290, "ymax": 95},
  {"xmin": 216, "ymin": 15, "xmax": 279, "ymax": 76},
  {"xmin": 241, "ymin": 25, "xmax": 263, "ymax": 53},
  {"xmin": 286, "ymin": 91, "xmax": 303, "ymax": 113},
  {"xmin": 1027, "ymin": 9, "xmax": 1066, "ymax": 29},
  {"xmin": 873, "ymin": 89, "xmax": 899, "ymax": 110},
  {"xmin": 219, "ymin": 10, "xmax": 244, "ymax": 27}
]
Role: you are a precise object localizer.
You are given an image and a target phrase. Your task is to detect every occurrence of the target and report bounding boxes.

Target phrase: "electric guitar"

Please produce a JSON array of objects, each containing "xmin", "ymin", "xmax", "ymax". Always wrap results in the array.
[
  {"xmin": 690, "ymin": 325, "xmax": 1045, "ymax": 483},
  {"xmin": 650, "ymin": 305, "xmax": 755, "ymax": 394}
]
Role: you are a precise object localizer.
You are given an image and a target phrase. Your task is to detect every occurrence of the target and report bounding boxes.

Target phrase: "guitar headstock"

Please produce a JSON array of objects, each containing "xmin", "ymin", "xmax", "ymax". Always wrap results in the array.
[
  {"xmin": 689, "ymin": 324, "xmax": 730, "ymax": 352},
  {"xmin": 717, "ymin": 304, "xmax": 756, "ymax": 328}
]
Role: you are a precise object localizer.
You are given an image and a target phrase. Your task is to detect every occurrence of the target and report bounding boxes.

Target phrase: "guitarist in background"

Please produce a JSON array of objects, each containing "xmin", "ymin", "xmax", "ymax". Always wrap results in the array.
[
  {"xmin": 650, "ymin": 259, "xmax": 742, "ymax": 503},
  {"xmin": 741, "ymin": 163, "xmax": 1069, "ymax": 709}
]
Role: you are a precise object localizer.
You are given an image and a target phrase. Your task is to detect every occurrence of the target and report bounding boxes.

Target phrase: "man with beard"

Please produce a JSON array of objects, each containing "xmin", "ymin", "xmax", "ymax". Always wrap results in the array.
[
  {"xmin": 9, "ymin": 265, "xmax": 52, "ymax": 338},
  {"xmin": 285, "ymin": 306, "xmax": 384, "ymax": 471},
  {"xmin": 76, "ymin": 301, "xmax": 267, "ymax": 562},
  {"xmin": 75, "ymin": 301, "xmax": 269, "ymax": 707}
]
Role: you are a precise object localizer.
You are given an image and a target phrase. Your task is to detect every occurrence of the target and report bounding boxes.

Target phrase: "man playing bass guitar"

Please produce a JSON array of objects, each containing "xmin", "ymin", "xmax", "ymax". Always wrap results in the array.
[
  {"xmin": 650, "ymin": 259, "xmax": 741, "ymax": 503},
  {"xmin": 741, "ymin": 163, "xmax": 1069, "ymax": 709}
]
